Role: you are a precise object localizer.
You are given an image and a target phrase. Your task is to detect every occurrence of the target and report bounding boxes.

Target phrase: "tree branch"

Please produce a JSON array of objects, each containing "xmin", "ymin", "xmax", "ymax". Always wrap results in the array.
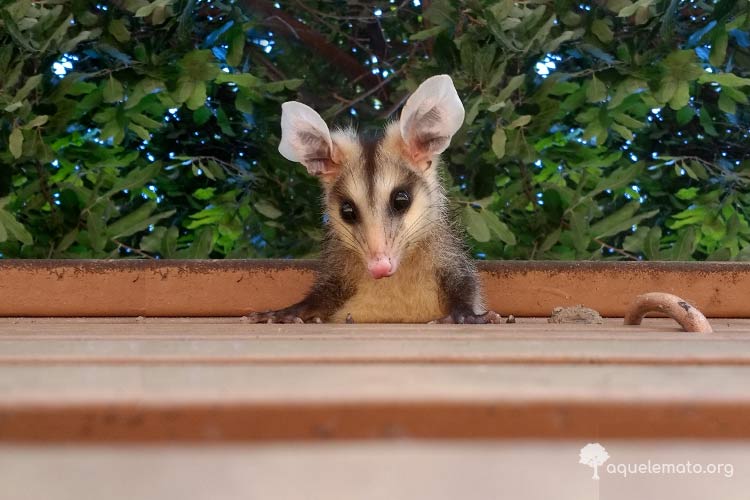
[{"xmin": 236, "ymin": 0, "xmax": 380, "ymax": 88}]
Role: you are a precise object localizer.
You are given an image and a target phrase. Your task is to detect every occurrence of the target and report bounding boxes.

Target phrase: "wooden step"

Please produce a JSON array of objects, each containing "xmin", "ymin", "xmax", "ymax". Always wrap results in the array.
[
  {"xmin": 1, "ymin": 441, "xmax": 746, "ymax": 500},
  {"xmin": 1, "ymin": 318, "xmax": 749, "ymax": 442}
]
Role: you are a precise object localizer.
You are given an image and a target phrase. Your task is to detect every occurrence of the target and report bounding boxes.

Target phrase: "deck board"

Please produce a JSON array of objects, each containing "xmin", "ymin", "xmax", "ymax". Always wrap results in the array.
[
  {"xmin": 1, "ymin": 441, "xmax": 748, "ymax": 500},
  {"xmin": 1, "ymin": 318, "xmax": 749, "ymax": 441},
  {"xmin": 0, "ymin": 318, "xmax": 749, "ymax": 365}
]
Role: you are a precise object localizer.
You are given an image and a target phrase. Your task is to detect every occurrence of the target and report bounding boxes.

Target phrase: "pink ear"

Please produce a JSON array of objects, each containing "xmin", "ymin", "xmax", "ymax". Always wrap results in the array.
[
  {"xmin": 279, "ymin": 101, "xmax": 339, "ymax": 177},
  {"xmin": 399, "ymin": 75, "xmax": 465, "ymax": 170}
]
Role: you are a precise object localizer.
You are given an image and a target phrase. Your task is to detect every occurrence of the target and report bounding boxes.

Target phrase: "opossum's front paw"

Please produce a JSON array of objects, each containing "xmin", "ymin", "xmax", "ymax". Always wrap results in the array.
[
  {"xmin": 245, "ymin": 310, "xmax": 322, "ymax": 324},
  {"xmin": 430, "ymin": 310, "xmax": 503, "ymax": 324}
]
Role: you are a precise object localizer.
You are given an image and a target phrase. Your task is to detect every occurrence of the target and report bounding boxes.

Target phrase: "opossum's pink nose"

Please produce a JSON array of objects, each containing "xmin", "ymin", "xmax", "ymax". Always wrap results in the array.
[{"xmin": 368, "ymin": 256, "xmax": 395, "ymax": 279}]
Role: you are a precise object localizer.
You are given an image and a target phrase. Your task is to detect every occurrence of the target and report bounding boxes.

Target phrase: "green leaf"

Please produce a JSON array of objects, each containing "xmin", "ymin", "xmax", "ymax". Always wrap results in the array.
[
  {"xmin": 676, "ymin": 187, "xmax": 699, "ymax": 200},
  {"xmin": 0, "ymin": 219, "xmax": 10, "ymax": 242},
  {"xmin": 180, "ymin": 49, "xmax": 220, "ymax": 81},
  {"xmin": 9, "ymin": 127, "xmax": 23, "ymax": 159},
  {"xmin": 254, "ymin": 200, "xmax": 283, "ymax": 219},
  {"xmin": 722, "ymin": 86, "xmax": 748, "ymax": 104},
  {"xmin": 710, "ymin": 27, "xmax": 728, "ymax": 67},
  {"xmin": 610, "ymin": 123, "xmax": 634, "ymax": 141},
  {"xmin": 109, "ymin": 19, "xmax": 131, "ymax": 42},
  {"xmin": 671, "ymin": 226, "xmax": 697, "ymax": 260},
  {"xmin": 568, "ymin": 211, "xmax": 589, "ymax": 253},
  {"xmin": 699, "ymin": 72, "xmax": 750, "ymax": 87},
  {"xmin": 718, "ymin": 92, "xmax": 737, "ymax": 115},
  {"xmin": 655, "ymin": 78, "xmax": 677, "ymax": 104},
  {"xmin": 410, "ymin": 26, "xmax": 444, "ymax": 41},
  {"xmin": 12, "ymin": 74, "xmax": 42, "ymax": 103},
  {"xmin": 0, "ymin": 208, "xmax": 32, "ymax": 245},
  {"xmin": 482, "ymin": 210, "xmax": 517, "ymax": 245},
  {"xmin": 23, "ymin": 115, "xmax": 48, "ymax": 129},
  {"xmin": 585, "ymin": 75, "xmax": 607, "ymax": 102},
  {"xmin": 108, "ymin": 163, "xmax": 162, "ymax": 196},
  {"xmin": 644, "ymin": 226, "xmax": 662, "ymax": 260},
  {"xmin": 590, "ymin": 203, "xmax": 659, "ymax": 239},
  {"xmin": 675, "ymin": 106, "xmax": 694, "ymax": 125},
  {"xmin": 611, "ymin": 112, "xmax": 643, "ymax": 129},
  {"xmin": 107, "ymin": 202, "xmax": 175, "ymax": 239},
  {"xmin": 539, "ymin": 227, "xmax": 561, "ymax": 253},
  {"xmin": 87, "ymin": 207, "xmax": 108, "ymax": 252},
  {"xmin": 187, "ymin": 228, "xmax": 214, "ymax": 258},
  {"xmin": 618, "ymin": 0, "xmax": 653, "ymax": 18},
  {"xmin": 103, "ymin": 76, "xmax": 124, "ymax": 103},
  {"xmin": 670, "ymin": 206, "xmax": 707, "ymax": 228},
  {"xmin": 491, "ymin": 128, "xmax": 507, "ymax": 159},
  {"xmin": 193, "ymin": 187, "xmax": 216, "ymax": 200},
  {"xmin": 699, "ymin": 107, "xmax": 718, "ymax": 136},
  {"xmin": 186, "ymin": 80, "xmax": 207, "ymax": 110},
  {"xmin": 496, "ymin": 74, "xmax": 526, "ymax": 103},
  {"xmin": 463, "ymin": 206, "xmax": 490, "ymax": 242},
  {"xmin": 193, "ymin": 106, "xmax": 211, "ymax": 125},
  {"xmin": 129, "ymin": 123, "xmax": 151, "ymax": 141},
  {"xmin": 669, "ymin": 80, "xmax": 690, "ymax": 110},
  {"xmin": 215, "ymin": 73, "xmax": 261, "ymax": 88},
  {"xmin": 507, "ymin": 115, "xmax": 531, "ymax": 129},
  {"xmin": 227, "ymin": 30, "xmax": 245, "ymax": 66},
  {"xmin": 130, "ymin": 113, "xmax": 162, "ymax": 129},
  {"xmin": 591, "ymin": 19, "xmax": 613, "ymax": 43}
]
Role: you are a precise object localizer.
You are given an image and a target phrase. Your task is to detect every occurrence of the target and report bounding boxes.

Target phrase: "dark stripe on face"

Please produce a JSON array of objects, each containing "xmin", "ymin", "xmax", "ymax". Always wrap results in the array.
[
  {"xmin": 359, "ymin": 132, "xmax": 383, "ymax": 206},
  {"xmin": 400, "ymin": 166, "xmax": 421, "ymax": 192}
]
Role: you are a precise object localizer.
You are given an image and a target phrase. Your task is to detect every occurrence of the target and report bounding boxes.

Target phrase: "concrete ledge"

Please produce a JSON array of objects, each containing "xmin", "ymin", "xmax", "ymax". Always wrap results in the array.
[{"xmin": 0, "ymin": 260, "xmax": 748, "ymax": 317}]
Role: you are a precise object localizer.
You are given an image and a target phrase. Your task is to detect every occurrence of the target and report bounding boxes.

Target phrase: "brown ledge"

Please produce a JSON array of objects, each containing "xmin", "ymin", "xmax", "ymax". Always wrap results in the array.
[{"xmin": 0, "ymin": 260, "xmax": 748, "ymax": 317}]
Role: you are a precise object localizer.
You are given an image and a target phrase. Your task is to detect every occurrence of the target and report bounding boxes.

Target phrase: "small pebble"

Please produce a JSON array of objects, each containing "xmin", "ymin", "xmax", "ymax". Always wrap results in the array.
[{"xmin": 506, "ymin": 315, "xmax": 516, "ymax": 324}]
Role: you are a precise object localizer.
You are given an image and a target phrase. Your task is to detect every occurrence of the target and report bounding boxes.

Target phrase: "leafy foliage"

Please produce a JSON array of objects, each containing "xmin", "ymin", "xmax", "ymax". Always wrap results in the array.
[{"xmin": 1, "ymin": 0, "xmax": 749, "ymax": 261}]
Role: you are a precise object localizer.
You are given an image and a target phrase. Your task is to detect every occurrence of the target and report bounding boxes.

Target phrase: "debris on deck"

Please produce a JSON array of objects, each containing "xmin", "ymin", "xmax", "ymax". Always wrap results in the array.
[{"xmin": 547, "ymin": 305, "xmax": 603, "ymax": 324}]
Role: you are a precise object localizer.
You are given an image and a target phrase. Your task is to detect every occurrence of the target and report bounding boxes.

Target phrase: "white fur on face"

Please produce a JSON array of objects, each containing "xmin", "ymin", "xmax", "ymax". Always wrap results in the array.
[{"xmin": 325, "ymin": 127, "xmax": 443, "ymax": 272}]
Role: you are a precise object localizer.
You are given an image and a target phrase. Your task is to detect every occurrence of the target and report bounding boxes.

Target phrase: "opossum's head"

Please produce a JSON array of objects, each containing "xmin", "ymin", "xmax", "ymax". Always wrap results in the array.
[{"xmin": 278, "ymin": 75, "xmax": 464, "ymax": 279}]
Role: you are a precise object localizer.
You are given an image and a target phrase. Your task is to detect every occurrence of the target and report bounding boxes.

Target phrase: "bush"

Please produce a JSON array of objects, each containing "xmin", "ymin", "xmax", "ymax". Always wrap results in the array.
[{"xmin": 1, "ymin": 0, "xmax": 749, "ymax": 260}]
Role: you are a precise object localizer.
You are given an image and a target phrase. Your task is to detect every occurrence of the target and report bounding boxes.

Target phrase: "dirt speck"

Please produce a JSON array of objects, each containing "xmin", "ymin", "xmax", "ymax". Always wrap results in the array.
[
  {"xmin": 678, "ymin": 301, "xmax": 691, "ymax": 312},
  {"xmin": 548, "ymin": 305, "xmax": 603, "ymax": 324}
]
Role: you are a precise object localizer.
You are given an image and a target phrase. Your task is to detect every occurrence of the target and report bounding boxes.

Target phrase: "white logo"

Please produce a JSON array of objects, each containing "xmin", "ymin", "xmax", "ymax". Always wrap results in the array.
[{"xmin": 579, "ymin": 443, "xmax": 610, "ymax": 480}]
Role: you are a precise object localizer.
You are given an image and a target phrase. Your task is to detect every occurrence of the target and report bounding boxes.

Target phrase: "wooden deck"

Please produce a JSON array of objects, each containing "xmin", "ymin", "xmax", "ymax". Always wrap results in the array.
[
  {"xmin": 2, "ymin": 317, "xmax": 750, "ymax": 441},
  {"xmin": 2, "ymin": 261, "xmax": 750, "ymax": 498}
]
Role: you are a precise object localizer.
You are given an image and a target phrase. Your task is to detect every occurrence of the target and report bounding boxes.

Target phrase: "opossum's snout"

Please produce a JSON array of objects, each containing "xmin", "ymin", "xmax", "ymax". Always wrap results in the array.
[
  {"xmin": 367, "ymin": 254, "xmax": 399, "ymax": 279},
  {"xmin": 365, "ymin": 227, "xmax": 401, "ymax": 279}
]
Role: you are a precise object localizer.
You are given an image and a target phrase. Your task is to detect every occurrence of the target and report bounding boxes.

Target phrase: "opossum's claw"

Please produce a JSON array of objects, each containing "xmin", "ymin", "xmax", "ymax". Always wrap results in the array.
[
  {"xmin": 246, "ymin": 310, "xmax": 308, "ymax": 324},
  {"xmin": 429, "ymin": 310, "xmax": 503, "ymax": 325}
]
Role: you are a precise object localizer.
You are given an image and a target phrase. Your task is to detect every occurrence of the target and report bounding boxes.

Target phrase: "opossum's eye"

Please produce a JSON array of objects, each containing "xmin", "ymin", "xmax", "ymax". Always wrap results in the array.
[
  {"xmin": 391, "ymin": 190, "xmax": 411, "ymax": 214},
  {"xmin": 340, "ymin": 200, "xmax": 358, "ymax": 224}
]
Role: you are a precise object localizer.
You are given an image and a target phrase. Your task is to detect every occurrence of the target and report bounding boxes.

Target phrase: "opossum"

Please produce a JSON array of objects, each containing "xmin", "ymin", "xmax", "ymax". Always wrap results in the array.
[{"xmin": 248, "ymin": 75, "xmax": 501, "ymax": 324}]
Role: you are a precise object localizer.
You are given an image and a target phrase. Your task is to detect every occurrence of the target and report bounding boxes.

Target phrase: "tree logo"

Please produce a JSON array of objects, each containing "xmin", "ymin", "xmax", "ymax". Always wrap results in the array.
[{"xmin": 579, "ymin": 443, "xmax": 610, "ymax": 480}]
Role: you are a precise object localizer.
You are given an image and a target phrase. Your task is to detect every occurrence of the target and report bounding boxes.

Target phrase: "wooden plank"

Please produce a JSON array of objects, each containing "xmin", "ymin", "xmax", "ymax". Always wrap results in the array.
[
  {"xmin": 0, "ymin": 320, "xmax": 749, "ymax": 365},
  {"xmin": 1, "ymin": 318, "xmax": 749, "ymax": 441},
  {"xmin": 1, "ymin": 441, "xmax": 747, "ymax": 500},
  {"xmin": 2, "ymin": 363, "xmax": 750, "ymax": 440},
  {"xmin": 0, "ymin": 260, "xmax": 749, "ymax": 317},
  {"xmin": 3, "ymin": 316, "xmax": 750, "ymax": 339}
]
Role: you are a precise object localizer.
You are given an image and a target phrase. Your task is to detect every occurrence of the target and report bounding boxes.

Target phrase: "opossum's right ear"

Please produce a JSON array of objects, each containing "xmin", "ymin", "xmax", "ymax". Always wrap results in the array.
[{"xmin": 279, "ymin": 101, "xmax": 341, "ymax": 179}]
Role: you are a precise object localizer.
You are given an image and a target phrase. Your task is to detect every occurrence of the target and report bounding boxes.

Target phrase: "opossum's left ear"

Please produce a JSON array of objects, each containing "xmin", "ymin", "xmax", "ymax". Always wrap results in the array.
[
  {"xmin": 279, "ymin": 101, "xmax": 342, "ymax": 179},
  {"xmin": 399, "ymin": 74, "xmax": 465, "ymax": 171}
]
